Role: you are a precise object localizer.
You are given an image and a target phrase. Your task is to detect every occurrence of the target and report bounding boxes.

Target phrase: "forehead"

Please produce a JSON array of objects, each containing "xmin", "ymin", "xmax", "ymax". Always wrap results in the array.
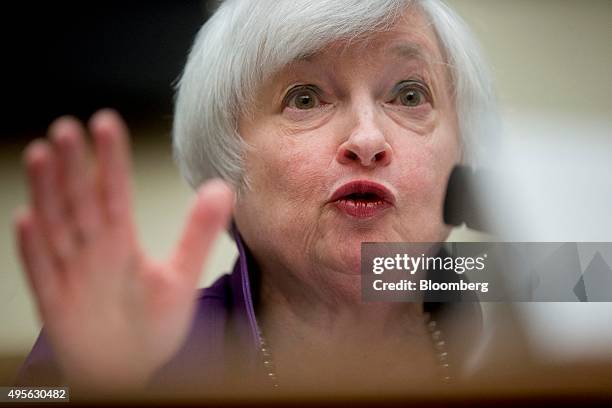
[{"xmin": 294, "ymin": 8, "xmax": 445, "ymax": 69}]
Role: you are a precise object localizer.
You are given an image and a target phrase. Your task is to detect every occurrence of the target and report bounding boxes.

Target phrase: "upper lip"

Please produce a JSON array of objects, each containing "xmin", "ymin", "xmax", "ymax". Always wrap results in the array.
[{"xmin": 328, "ymin": 180, "xmax": 396, "ymax": 205}]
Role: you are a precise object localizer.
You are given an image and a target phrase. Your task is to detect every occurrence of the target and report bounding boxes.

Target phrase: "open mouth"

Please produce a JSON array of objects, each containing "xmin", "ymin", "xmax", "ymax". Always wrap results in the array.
[
  {"xmin": 342, "ymin": 192, "xmax": 385, "ymax": 202},
  {"xmin": 328, "ymin": 180, "xmax": 395, "ymax": 218},
  {"xmin": 336, "ymin": 192, "xmax": 389, "ymax": 210}
]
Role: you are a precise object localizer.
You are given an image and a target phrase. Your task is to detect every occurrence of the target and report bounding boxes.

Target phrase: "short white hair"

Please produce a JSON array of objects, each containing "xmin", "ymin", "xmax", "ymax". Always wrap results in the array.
[{"xmin": 172, "ymin": 0, "xmax": 499, "ymax": 191}]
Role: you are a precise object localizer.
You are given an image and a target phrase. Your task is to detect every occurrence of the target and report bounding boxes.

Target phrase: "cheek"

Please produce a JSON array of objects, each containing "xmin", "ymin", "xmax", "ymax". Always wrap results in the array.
[
  {"xmin": 389, "ymin": 106, "xmax": 459, "ymax": 208},
  {"xmin": 279, "ymin": 151, "xmax": 327, "ymax": 201},
  {"xmin": 244, "ymin": 130, "xmax": 331, "ymax": 222},
  {"xmin": 393, "ymin": 145, "xmax": 439, "ymax": 204},
  {"xmin": 239, "ymin": 133, "xmax": 339, "ymax": 264},
  {"xmin": 392, "ymin": 127, "xmax": 459, "ymax": 215}
]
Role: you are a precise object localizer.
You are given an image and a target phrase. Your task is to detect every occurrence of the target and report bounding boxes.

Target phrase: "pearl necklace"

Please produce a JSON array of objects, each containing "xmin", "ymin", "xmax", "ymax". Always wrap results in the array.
[{"xmin": 257, "ymin": 314, "xmax": 452, "ymax": 389}]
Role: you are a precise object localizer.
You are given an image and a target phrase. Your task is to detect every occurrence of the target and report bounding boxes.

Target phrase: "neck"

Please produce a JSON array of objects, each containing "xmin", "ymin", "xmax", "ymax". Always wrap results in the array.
[
  {"xmin": 256, "ymin": 259, "xmax": 429, "ymax": 350},
  {"xmin": 255, "ymin": 263, "xmax": 438, "ymax": 390}
]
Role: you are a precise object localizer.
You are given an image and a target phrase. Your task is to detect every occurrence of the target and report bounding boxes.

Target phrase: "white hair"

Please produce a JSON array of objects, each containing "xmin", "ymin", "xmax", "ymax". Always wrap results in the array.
[{"xmin": 172, "ymin": 0, "xmax": 499, "ymax": 191}]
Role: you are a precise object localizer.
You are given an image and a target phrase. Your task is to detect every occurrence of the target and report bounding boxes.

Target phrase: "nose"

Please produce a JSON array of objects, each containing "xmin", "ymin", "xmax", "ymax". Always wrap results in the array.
[{"xmin": 336, "ymin": 107, "xmax": 392, "ymax": 168}]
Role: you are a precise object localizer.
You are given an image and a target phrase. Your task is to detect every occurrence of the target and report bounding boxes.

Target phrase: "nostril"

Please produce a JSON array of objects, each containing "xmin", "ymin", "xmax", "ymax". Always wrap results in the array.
[
  {"xmin": 344, "ymin": 150, "xmax": 358, "ymax": 161},
  {"xmin": 374, "ymin": 151, "xmax": 386, "ymax": 162}
]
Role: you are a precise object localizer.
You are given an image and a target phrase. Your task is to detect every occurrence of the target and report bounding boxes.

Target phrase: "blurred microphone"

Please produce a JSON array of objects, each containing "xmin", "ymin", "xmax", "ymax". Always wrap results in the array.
[{"xmin": 443, "ymin": 165, "xmax": 498, "ymax": 233}]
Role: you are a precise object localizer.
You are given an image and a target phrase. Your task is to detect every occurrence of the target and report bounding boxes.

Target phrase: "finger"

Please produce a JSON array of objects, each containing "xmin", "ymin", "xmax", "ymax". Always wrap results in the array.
[
  {"xmin": 89, "ymin": 109, "xmax": 134, "ymax": 227},
  {"xmin": 170, "ymin": 179, "xmax": 234, "ymax": 286},
  {"xmin": 50, "ymin": 116, "xmax": 102, "ymax": 244},
  {"xmin": 15, "ymin": 207, "xmax": 62, "ymax": 319},
  {"xmin": 24, "ymin": 140, "xmax": 74, "ymax": 262}
]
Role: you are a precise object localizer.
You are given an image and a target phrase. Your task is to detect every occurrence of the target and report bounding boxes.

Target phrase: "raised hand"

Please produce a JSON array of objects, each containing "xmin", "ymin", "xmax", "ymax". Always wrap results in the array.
[{"xmin": 14, "ymin": 110, "xmax": 234, "ymax": 391}]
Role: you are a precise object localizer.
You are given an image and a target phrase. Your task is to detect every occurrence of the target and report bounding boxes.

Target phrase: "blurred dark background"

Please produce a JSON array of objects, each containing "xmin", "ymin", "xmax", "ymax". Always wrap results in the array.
[{"xmin": 1, "ymin": 1, "xmax": 211, "ymax": 140}]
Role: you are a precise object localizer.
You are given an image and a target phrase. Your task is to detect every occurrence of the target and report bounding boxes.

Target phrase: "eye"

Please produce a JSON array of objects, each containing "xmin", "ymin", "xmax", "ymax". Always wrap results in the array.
[
  {"xmin": 284, "ymin": 86, "xmax": 321, "ymax": 110},
  {"xmin": 399, "ymin": 89, "xmax": 424, "ymax": 106},
  {"xmin": 392, "ymin": 81, "xmax": 431, "ymax": 107}
]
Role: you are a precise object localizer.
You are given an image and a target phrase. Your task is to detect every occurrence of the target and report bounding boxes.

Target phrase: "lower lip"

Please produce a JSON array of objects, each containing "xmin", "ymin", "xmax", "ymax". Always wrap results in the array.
[{"xmin": 334, "ymin": 199, "xmax": 392, "ymax": 218}]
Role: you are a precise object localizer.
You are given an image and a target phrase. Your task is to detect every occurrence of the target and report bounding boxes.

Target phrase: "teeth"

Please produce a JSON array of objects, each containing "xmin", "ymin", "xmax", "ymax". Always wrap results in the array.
[{"xmin": 339, "ymin": 198, "xmax": 385, "ymax": 207}]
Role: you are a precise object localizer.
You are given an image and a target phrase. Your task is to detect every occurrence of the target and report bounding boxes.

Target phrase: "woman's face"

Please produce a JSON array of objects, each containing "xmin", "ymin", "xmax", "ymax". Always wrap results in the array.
[{"xmin": 234, "ymin": 9, "xmax": 460, "ymax": 293}]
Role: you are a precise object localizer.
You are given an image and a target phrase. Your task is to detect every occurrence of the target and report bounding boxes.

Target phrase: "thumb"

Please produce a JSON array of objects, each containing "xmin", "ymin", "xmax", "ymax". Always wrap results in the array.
[{"xmin": 170, "ymin": 178, "xmax": 234, "ymax": 286}]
